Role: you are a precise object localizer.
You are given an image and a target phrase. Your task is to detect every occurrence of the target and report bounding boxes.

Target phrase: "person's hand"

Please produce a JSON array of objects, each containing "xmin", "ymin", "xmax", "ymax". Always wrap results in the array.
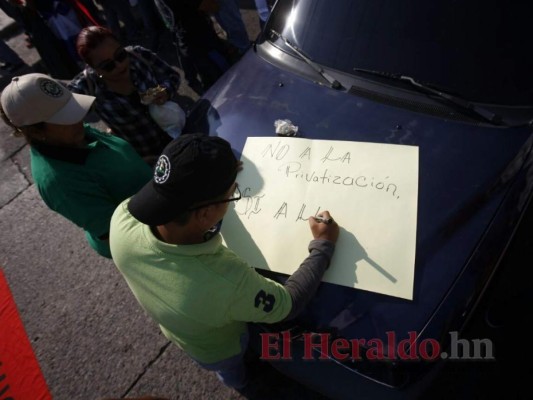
[
  {"xmin": 151, "ymin": 89, "xmax": 169, "ymax": 106},
  {"xmin": 309, "ymin": 211, "xmax": 339, "ymax": 244},
  {"xmin": 141, "ymin": 86, "xmax": 169, "ymax": 105}
]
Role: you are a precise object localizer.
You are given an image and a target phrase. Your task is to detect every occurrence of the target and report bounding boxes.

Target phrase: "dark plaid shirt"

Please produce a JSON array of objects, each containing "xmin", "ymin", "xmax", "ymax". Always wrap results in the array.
[{"xmin": 68, "ymin": 46, "xmax": 180, "ymax": 160}]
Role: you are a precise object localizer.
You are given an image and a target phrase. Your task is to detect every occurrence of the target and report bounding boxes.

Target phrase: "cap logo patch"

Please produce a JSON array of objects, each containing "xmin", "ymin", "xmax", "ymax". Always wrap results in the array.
[
  {"xmin": 154, "ymin": 155, "xmax": 171, "ymax": 184},
  {"xmin": 39, "ymin": 78, "xmax": 63, "ymax": 98}
]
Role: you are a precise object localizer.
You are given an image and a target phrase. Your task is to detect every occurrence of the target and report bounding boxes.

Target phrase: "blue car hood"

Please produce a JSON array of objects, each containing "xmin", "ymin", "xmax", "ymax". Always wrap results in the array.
[{"xmin": 187, "ymin": 50, "xmax": 533, "ymax": 344}]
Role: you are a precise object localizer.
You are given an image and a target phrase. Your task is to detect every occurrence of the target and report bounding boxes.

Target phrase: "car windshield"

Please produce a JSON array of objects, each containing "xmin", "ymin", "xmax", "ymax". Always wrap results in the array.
[{"xmin": 266, "ymin": 0, "xmax": 533, "ymax": 106}]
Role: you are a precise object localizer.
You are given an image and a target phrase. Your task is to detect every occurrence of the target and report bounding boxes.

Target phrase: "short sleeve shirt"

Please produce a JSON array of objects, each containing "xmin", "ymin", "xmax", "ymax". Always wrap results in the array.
[{"xmin": 110, "ymin": 199, "xmax": 293, "ymax": 363}]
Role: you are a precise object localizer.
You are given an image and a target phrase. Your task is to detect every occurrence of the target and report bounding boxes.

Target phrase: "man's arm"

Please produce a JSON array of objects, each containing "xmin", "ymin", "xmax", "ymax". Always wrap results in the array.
[
  {"xmin": 282, "ymin": 239, "xmax": 335, "ymax": 321},
  {"xmin": 282, "ymin": 210, "xmax": 339, "ymax": 320},
  {"xmin": 227, "ymin": 211, "xmax": 339, "ymax": 324}
]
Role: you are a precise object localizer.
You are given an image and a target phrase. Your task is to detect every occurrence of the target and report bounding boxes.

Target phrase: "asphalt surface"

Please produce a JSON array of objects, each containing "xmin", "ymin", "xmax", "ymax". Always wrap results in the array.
[{"xmin": 1, "ymin": 3, "xmax": 532, "ymax": 400}]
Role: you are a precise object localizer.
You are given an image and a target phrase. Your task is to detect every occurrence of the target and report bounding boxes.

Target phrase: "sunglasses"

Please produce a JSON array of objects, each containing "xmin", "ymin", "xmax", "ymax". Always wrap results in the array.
[{"xmin": 96, "ymin": 48, "xmax": 128, "ymax": 72}]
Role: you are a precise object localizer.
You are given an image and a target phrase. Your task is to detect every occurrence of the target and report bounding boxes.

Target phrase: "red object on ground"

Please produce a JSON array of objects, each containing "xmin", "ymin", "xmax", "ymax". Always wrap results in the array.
[
  {"xmin": 0, "ymin": 268, "xmax": 52, "ymax": 400},
  {"xmin": 69, "ymin": 0, "xmax": 101, "ymax": 26}
]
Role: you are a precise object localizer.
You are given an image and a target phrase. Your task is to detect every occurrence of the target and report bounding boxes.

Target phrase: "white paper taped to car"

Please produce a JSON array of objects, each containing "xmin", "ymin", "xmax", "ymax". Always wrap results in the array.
[{"xmin": 221, "ymin": 136, "xmax": 419, "ymax": 300}]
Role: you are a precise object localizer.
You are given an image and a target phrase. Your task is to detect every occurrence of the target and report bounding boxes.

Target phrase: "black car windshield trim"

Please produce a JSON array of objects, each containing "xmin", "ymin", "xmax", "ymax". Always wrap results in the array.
[
  {"xmin": 353, "ymin": 68, "xmax": 505, "ymax": 126},
  {"xmin": 269, "ymin": 29, "xmax": 344, "ymax": 90}
]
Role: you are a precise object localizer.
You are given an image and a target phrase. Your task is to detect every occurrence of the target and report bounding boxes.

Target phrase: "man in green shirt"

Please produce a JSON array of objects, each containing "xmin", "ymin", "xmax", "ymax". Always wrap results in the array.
[
  {"xmin": 30, "ymin": 124, "xmax": 153, "ymax": 257},
  {"xmin": 0, "ymin": 72, "xmax": 152, "ymax": 258},
  {"xmin": 110, "ymin": 133, "xmax": 339, "ymax": 388}
]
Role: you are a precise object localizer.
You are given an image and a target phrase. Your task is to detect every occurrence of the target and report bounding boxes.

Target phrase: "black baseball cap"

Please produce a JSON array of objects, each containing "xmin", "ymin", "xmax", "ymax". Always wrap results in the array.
[{"xmin": 128, "ymin": 133, "xmax": 238, "ymax": 225}]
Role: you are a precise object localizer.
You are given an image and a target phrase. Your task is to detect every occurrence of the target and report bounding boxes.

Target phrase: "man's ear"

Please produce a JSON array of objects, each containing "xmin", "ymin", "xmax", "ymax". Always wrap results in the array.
[{"xmin": 193, "ymin": 206, "xmax": 213, "ymax": 229}]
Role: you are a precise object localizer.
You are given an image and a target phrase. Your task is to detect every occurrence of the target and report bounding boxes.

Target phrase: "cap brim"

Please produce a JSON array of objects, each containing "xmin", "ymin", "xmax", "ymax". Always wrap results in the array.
[
  {"xmin": 45, "ymin": 92, "xmax": 95, "ymax": 125},
  {"xmin": 128, "ymin": 180, "xmax": 188, "ymax": 226}
]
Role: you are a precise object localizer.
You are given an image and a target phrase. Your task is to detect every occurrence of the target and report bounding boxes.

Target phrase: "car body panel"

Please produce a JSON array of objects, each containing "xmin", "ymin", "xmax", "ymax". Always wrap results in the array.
[
  {"xmin": 183, "ymin": 2, "xmax": 533, "ymax": 396},
  {"xmin": 186, "ymin": 49, "xmax": 532, "ymax": 343}
]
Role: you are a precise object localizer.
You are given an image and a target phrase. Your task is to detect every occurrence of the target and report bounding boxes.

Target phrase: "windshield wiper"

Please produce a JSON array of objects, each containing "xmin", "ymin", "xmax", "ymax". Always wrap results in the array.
[
  {"xmin": 270, "ymin": 29, "xmax": 343, "ymax": 90},
  {"xmin": 353, "ymin": 68, "xmax": 505, "ymax": 126}
]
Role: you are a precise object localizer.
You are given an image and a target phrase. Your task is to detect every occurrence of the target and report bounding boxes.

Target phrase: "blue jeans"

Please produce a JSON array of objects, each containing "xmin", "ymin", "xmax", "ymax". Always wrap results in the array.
[
  {"xmin": 215, "ymin": 0, "xmax": 250, "ymax": 53},
  {"xmin": 99, "ymin": 0, "xmax": 138, "ymax": 40},
  {"xmin": 194, "ymin": 331, "xmax": 249, "ymax": 389},
  {"xmin": 255, "ymin": 0, "xmax": 271, "ymax": 23},
  {"xmin": 135, "ymin": 0, "xmax": 164, "ymax": 33}
]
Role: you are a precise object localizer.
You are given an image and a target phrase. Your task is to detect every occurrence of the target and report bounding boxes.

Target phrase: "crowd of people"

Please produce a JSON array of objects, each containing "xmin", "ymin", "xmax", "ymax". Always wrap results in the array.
[
  {"xmin": 0, "ymin": 0, "xmax": 342, "ymax": 394},
  {"xmin": 0, "ymin": 0, "xmax": 271, "ymax": 92}
]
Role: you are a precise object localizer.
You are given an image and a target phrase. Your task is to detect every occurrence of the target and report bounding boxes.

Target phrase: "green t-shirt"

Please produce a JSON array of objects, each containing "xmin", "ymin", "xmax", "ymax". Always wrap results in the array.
[
  {"xmin": 30, "ymin": 124, "xmax": 152, "ymax": 258},
  {"xmin": 110, "ymin": 199, "xmax": 293, "ymax": 363}
]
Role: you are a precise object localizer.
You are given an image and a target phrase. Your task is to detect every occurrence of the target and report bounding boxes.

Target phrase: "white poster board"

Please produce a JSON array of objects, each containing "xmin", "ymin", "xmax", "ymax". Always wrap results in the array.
[{"xmin": 221, "ymin": 137, "xmax": 419, "ymax": 300}]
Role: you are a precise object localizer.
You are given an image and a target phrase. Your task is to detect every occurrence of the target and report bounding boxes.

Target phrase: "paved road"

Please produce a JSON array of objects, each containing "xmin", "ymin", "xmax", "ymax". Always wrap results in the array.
[{"xmin": 1, "ymin": 3, "xmax": 532, "ymax": 400}]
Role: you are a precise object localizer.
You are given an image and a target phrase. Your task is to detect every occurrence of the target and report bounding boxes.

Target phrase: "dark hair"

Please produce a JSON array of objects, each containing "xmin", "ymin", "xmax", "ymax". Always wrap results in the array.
[
  {"xmin": 171, "ymin": 211, "xmax": 193, "ymax": 226},
  {"xmin": 76, "ymin": 25, "xmax": 120, "ymax": 65},
  {"xmin": 0, "ymin": 101, "xmax": 46, "ymax": 145}
]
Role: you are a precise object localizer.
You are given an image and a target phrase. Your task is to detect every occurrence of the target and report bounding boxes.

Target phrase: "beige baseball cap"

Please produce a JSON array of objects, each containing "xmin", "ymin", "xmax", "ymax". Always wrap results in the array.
[{"xmin": 0, "ymin": 73, "xmax": 95, "ymax": 127}]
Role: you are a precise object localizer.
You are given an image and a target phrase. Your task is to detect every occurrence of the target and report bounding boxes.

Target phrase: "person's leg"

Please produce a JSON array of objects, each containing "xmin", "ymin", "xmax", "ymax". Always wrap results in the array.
[
  {"xmin": 135, "ymin": 0, "xmax": 164, "ymax": 32},
  {"xmin": 215, "ymin": 0, "xmax": 250, "ymax": 54},
  {"xmin": 100, "ymin": 0, "xmax": 139, "ymax": 41},
  {"xmin": 171, "ymin": 28, "xmax": 205, "ymax": 95},
  {"xmin": 207, "ymin": 352, "xmax": 248, "ymax": 388},
  {"xmin": 134, "ymin": 0, "xmax": 165, "ymax": 49},
  {"xmin": 114, "ymin": 0, "xmax": 140, "ymax": 41},
  {"xmin": 99, "ymin": 2, "xmax": 121, "ymax": 39},
  {"xmin": 194, "ymin": 331, "xmax": 250, "ymax": 389},
  {"xmin": 174, "ymin": 21, "xmax": 226, "ymax": 93},
  {"xmin": 254, "ymin": 0, "xmax": 270, "ymax": 30}
]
